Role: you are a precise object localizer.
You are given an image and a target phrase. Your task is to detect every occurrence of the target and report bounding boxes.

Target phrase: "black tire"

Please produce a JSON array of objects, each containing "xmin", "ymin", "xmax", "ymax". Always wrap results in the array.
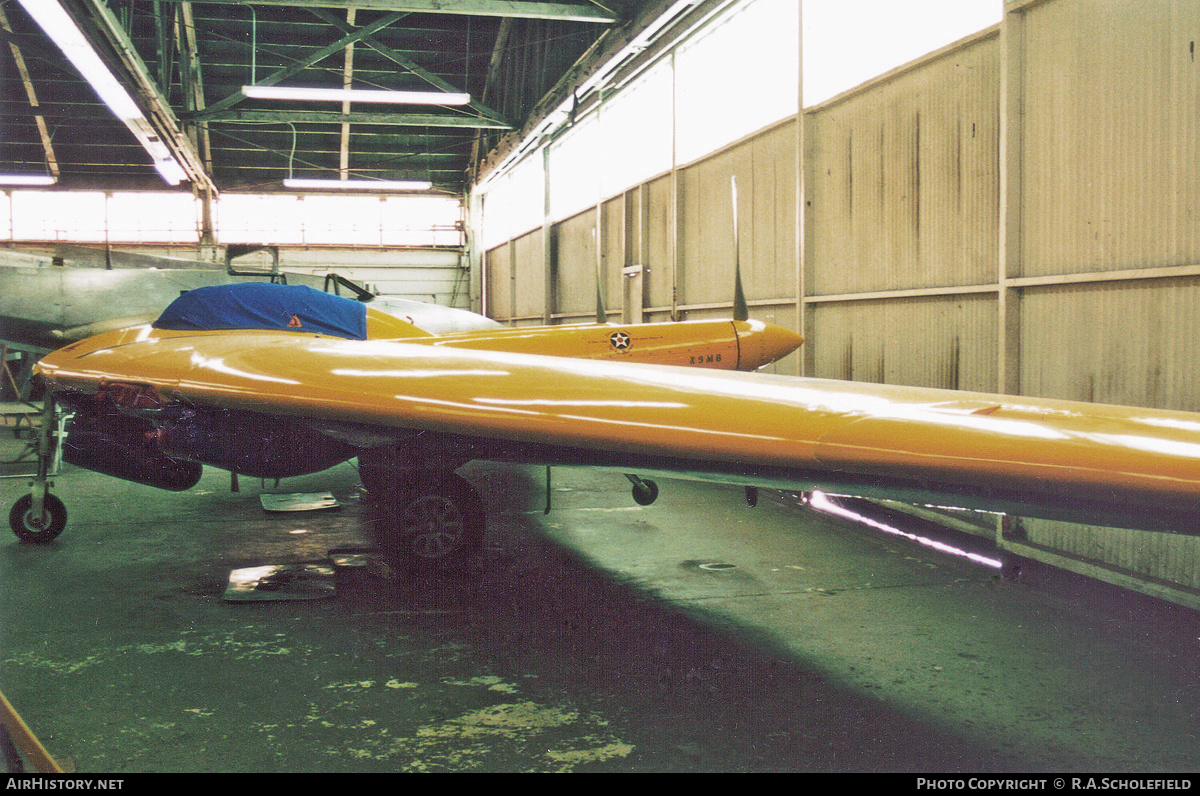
[
  {"xmin": 9, "ymin": 493, "xmax": 67, "ymax": 543},
  {"xmin": 632, "ymin": 478, "xmax": 659, "ymax": 506},
  {"xmin": 376, "ymin": 472, "xmax": 485, "ymax": 576}
]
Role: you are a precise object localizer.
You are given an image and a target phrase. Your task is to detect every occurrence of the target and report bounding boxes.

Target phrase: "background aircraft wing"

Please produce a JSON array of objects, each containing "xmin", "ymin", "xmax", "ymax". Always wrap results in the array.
[{"xmin": 35, "ymin": 328, "xmax": 1200, "ymax": 535}]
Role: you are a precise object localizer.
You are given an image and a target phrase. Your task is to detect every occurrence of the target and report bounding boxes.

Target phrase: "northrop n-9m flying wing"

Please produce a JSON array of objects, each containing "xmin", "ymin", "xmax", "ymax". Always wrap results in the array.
[
  {"xmin": 13, "ymin": 282, "xmax": 1200, "ymax": 574},
  {"xmin": 9, "ymin": 283, "xmax": 801, "ymax": 564}
]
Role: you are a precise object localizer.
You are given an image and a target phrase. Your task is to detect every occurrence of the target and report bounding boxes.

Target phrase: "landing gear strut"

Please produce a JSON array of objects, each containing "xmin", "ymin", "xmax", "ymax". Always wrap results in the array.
[{"xmin": 8, "ymin": 396, "xmax": 67, "ymax": 544}]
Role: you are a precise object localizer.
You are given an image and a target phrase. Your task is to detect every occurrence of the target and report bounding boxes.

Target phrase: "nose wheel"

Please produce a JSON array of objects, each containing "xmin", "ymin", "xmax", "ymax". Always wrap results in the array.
[{"xmin": 9, "ymin": 493, "xmax": 67, "ymax": 543}]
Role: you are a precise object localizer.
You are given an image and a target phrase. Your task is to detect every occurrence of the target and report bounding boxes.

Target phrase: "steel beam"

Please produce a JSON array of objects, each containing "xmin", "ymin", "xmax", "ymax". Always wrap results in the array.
[
  {"xmin": 194, "ymin": 11, "xmax": 411, "ymax": 120},
  {"xmin": 0, "ymin": 8, "xmax": 60, "ymax": 180},
  {"xmin": 150, "ymin": 1, "xmax": 617, "ymax": 24},
  {"xmin": 199, "ymin": 109, "xmax": 511, "ymax": 128},
  {"xmin": 78, "ymin": 0, "xmax": 216, "ymax": 192},
  {"xmin": 310, "ymin": 8, "xmax": 511, "ymax": 127}
]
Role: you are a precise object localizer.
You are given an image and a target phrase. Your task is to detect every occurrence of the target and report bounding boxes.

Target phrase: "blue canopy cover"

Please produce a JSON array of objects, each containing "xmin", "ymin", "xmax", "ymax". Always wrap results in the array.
[{"xmin": 153, "ymin": 283, "xmax": 367, "ymax": 340}]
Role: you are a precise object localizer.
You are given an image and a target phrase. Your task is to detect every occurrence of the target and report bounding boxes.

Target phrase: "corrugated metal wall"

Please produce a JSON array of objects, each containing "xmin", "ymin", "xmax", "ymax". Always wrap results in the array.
[
  {"xmin": 808, "ymin": 295, "xmax": 997, "ymax": 391},
  {"xmin": 476, "ymin": 0, "xmax": 1200, "ymax": 603},
  {"xmin": 1003, "ymin": 0, "xmax": 1200, "ymax": 596},
  {"xmin": 109, "ymin": 245, "xmax": 471, "ymax": 307},
  {"xmin": 807, "ymin": 37, "xmax": 1000, "ymax": 297},
  {"xmin": 1019, "ymin": 0, "xmax": 1200, "ymax": 278},
  {"xmin": 805, "ymin": 28, "xmax": 1000, "ymax": 393}
]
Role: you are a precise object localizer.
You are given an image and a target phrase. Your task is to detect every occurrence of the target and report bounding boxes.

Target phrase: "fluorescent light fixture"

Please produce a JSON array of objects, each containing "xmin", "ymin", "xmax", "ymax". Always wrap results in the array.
[
  {"xmin": 17, "ymin": 0, "xmax": 188, "ymax": 186},
  {"xmin": 243, "ymin": 86, "xmax": 471, "ymax": 106},
  {"xmin": 283, "ymin": 178, "xmax": 433, "ymax": 192},
  {"xmin": 153, "ymin": 156, "xmax": 188, "ymax": 186},
  {"xmin": 17, "ymin": 0, "xmax": 140, "ymax": 118},
  {"xmin": 0, "ymin": 174, "xmax": 57, "ymax": 186}
]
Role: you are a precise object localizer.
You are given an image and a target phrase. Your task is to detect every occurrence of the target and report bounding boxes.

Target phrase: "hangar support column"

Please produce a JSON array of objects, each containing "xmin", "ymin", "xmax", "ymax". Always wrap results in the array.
[{"xmin": 998, "ymin": 0, "xmax": 1025, "ymax": 397}]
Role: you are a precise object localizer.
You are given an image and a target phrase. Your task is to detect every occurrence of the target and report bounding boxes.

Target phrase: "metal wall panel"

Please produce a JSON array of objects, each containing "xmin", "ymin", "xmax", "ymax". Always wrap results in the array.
[
  {"xmin": 275, "ymin": 248, "xmax": 469, "ymax": 307},
  {"xmin": 1018, "ymin": 278, "xmax": 1200, "ymax": 412},
  {"xmin": 1020, "ymin": 0, "xmax": 1200, "ymax": 277},
  {"xmin": 473, "ymin": 0, "xmax": 1200, "ymax": 605},
  {"xmin": 809, "ymin": 294, "xmax": 998, "ymax": 392},
  {"xmin": 554, "ymin": 208, "xmax": 600, "ymax": 317},
  {"xmin": 600, "ymin": 196, "xmax": 625, "ymax": 318},
  {"xmin": 1019, "ymin": 518, "xmax": 1200, "ymax": 591},
  {"xmin": 484, "ymin": 243, "xmax": 512, "ymax": 321},
  {"xmin": 807, "ymin": 30, "xmax": 1000, "ymax": 296},
  {"xmin": 512, "ymin": 228, "xmax": 544, "ymax": 320},
  {"xmin": 677, "ymin": 120, "xmax": 798, "ymax": 308},
  {"xmin": 644, "ymin": 175, "xmax": 675, "ymax": 313}
]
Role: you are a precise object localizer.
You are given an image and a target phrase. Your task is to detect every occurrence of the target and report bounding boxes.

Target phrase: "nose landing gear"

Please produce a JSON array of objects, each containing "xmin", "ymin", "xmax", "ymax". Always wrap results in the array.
[{"xmin": 7, "ymin": 396, "xmax": 68, "ymax": 544}]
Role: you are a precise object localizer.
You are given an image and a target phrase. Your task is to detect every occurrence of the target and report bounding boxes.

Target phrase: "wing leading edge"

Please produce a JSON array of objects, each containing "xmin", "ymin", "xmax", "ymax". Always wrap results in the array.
[{"xmin": 35, "ymin": 326, "xmax": 1200, "ymax": 534}]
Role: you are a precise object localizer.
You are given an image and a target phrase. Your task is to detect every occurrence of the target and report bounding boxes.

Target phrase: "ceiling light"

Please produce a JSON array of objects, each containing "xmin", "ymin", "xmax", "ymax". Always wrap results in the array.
[
  {"xmin": 0, "ymin": 175, "xmax": 57, "ymax": 186},
  {"xmin": 243, "ymin": 86, "xmax": 470, "ymax": 105},
  {"xmin": 16, "ymin": 0, "xmax": 188, "ymax": 186},
  {"xmin": 283, "ymin": 178, "xmax": 432, "ymax": 192},
  {"xmin": 17, "ymin": 0, "xmax": 140, "ymax": 118}
]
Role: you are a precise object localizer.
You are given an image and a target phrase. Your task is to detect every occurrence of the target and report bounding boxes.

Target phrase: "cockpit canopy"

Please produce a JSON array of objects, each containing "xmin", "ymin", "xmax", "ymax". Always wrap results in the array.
[{"xmin": 153, "ymin": 283, "xmax": 367, "ymax": 340}]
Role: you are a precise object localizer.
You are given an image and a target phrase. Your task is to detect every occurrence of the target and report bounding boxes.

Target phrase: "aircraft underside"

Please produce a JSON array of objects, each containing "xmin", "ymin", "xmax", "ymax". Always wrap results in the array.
[{"xmin": 16, "ymin": 381, "xmax": 1200, "ymax": 582}]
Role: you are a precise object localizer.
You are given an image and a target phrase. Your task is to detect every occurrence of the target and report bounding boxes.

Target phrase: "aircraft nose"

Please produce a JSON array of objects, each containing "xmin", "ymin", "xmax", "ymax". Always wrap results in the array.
[{"xmin": 735, "ymin": 321, "xmax": 804, "ymax": 370}]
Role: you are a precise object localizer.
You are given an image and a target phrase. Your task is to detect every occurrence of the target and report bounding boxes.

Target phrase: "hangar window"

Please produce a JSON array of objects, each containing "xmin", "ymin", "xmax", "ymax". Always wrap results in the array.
[
  {"xmin": 549, "ymin": 114, "xmax": 601, "ymax": 221},
  {"xmin": 216, "ymin": 194, "xmax": 304, "ymax": 246},
  {"xmin": 107, "ymin": 192, "xmax": 203, "ymax": 244},
  {"xmin": 599, "ymin": 61, "xmax": 673, "ymax": 196},
  {"xmin": 477, "ymin": 0, "xmax": 800, "ymax": 236},
  {"xmin": 674, "ymin": 0, "xmax": 800, "ymax": 165},
  {"xmin": 298, "ymin": 195, "xmax": 384, "ymax": 246},
  {"xmin": 381, "ymin": 196, "xmax": 463, "ymax": 248},
  {"xmin": 480, "ymin": 154, "xmax": 544, "ymax": 249},
  {"xmin": 802, "ymin": 0, "xmax": 1001, "ymax": 106},
  {"xmin": 9, "ymin": 190, "xmax": 106, "ymax": 242},
  {"xmin": 2, "ymin": 190, "xmax": 462, "ymax": 247}
]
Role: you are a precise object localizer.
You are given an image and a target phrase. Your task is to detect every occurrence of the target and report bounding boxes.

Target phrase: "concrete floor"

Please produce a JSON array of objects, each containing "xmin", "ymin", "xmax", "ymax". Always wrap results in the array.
[{"xmin": 2, "ymin": 432, "xmax": 1199, "ymax": 773}]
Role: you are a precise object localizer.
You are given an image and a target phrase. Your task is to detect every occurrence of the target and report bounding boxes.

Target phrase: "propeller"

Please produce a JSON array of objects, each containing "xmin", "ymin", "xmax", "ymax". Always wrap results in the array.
[
  {"xmin": 595, "ymin": 273, "xmax": 609, "ymax": 324},
  {"xmin": 594, "ymin": 225, "xmax": 608, "ymax": 323},
  {"xmin": 731, "ymin": 175, "xmax": 749, "ymax": 322}
]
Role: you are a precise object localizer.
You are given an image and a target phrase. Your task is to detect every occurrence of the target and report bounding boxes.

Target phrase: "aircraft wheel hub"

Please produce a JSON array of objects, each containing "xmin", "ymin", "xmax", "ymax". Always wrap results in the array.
[{"xmin": 402, "ymin": 495, "xmax": 465, "ymax": 559}]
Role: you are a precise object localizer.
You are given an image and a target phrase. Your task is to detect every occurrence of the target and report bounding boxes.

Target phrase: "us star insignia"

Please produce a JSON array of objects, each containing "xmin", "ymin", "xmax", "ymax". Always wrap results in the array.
[{"xmin": 609, "ymin": 331, "xmax": 631, "ymax": 351}]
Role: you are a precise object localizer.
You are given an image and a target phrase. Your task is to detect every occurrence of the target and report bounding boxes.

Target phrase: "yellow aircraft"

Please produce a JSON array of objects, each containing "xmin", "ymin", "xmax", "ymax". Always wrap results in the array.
[
  {"xmin": 7, "ymin": 281, "xmax": 801, "ymax": 562},
  {"xmin": 12, "ymin": 279, "xmax": 1200, "ymax": 575}
]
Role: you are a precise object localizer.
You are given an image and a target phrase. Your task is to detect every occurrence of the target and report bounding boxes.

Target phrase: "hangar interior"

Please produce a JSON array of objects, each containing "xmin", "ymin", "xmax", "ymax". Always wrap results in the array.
[{"xmin": 3, "ymin": 0, "xmax": 1200, "ymax": 774}]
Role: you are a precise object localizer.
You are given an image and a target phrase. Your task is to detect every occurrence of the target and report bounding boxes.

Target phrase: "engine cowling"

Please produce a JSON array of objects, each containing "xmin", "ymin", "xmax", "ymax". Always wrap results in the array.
[
  {"xmin": 62, "ymin": 403, "xmax": 203, "ymax": 491},
  {"xmin": 59, "ymin": 391, "xmax": 359, "ymax": 489},
  {"xmin": 153, "ymin": 405, "xmax": 358, "ymax": 479}
]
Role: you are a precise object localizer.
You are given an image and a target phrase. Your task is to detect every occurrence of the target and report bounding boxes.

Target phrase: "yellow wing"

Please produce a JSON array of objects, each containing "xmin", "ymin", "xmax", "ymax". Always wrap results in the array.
[{"xmin": 35, "ymin": 325, "xmax": 1200, "ymax": 534}]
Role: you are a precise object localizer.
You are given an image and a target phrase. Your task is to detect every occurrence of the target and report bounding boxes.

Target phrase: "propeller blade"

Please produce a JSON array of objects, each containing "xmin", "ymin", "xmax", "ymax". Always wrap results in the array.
[{"xmin": 731, "ymin": 176, "xmax": 749, "ymax": 322}]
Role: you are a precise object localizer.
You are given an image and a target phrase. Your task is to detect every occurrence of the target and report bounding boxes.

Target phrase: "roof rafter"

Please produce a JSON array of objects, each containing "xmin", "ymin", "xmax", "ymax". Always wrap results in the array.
[
  {"xmin": 199, "ymin": 109, "xmax": 511, "ymax": 128},
  {"xmin": 309, "ymin": 7, "xmax": 510, "ymax": 126},
  {"xmin": 150, "ymin": 1, "xmax": 618, "ymax": 24},
  {"xmin": 79, "ymin": 0, "xmax": 215, "ymax": 192},
  {"xmin": 0, "ymin": 7, "xmax": 60, "ymax": 179},
  {"xmin": 192, "ymin": 11, "xmax": 411, "ymax": 120}
]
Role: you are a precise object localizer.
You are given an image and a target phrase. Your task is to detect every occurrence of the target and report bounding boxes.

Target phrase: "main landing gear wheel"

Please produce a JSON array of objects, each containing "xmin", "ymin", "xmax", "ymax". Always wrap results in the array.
[
  {"xmin": 372, "ymin": 472, "xmax": 485, "ymax": 578},
  {"xmin": 9, "ymin": 493, "xmax": 67, "ymax": 543}
]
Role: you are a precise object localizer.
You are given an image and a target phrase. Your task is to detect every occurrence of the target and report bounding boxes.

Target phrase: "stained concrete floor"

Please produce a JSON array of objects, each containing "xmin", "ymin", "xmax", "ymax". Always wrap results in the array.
[{"xmin": 2, "ymin": 432, "xmax": 1200, "ymax": 773}]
